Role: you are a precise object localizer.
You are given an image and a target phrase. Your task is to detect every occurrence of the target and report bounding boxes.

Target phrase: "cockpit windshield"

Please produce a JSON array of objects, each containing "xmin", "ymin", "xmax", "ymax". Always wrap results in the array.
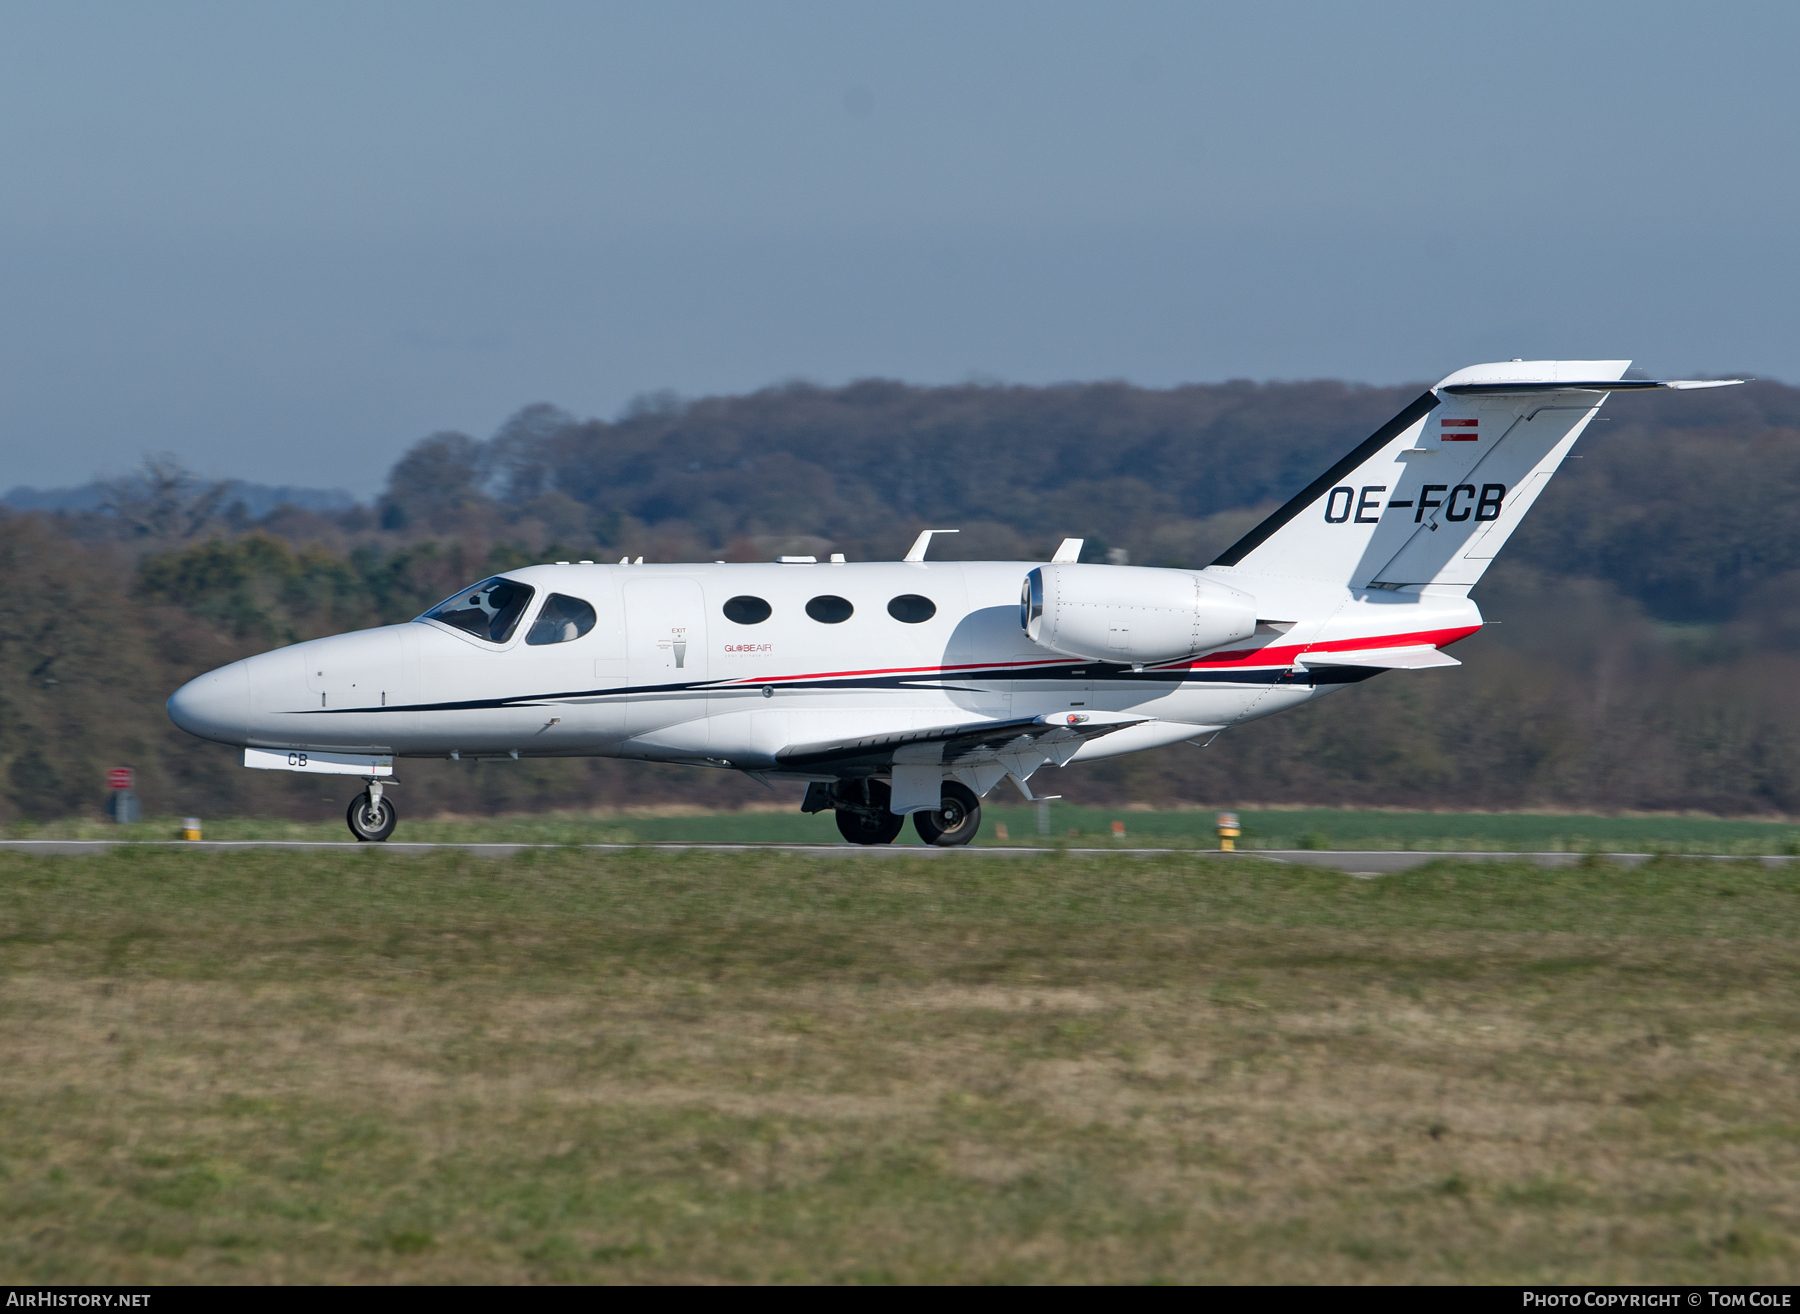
[{"xmin": 421, "ymin": 577, "xmax": 536, "ymax": 643}]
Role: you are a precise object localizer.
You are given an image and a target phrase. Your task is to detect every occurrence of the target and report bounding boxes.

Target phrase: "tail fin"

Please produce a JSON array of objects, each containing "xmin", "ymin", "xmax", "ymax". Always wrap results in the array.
[{"xmin": 1207, "ymin": 361, "xmax": 1745, "ymax": 592}]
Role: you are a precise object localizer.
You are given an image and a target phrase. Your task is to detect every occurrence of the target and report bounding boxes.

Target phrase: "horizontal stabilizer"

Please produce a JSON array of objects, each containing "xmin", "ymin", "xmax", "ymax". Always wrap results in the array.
[
  {"xmin": 1442, "ymin": 378, "xmax": 1749, "ymax": 396},
  {"xmin": 1297, "ymin": 645, "xmax": 1460, "ymax": 670}
]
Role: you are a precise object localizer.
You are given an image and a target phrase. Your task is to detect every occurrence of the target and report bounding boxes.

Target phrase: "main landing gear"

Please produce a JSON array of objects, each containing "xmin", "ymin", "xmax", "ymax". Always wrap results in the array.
[
  {"xmin": 347, "ymin": 779, "xmax": 398, "ymax": 842},
  {"xmin": 912, "ymin": 781, "xmax": 980, "ymax": 847},
  {"xmin": 832, "ymin": 779, "xmax": 905, "ymax": 845},
  {"xmin": 816, "ymin": 779, "xmax": 982, "ymax": 847}
]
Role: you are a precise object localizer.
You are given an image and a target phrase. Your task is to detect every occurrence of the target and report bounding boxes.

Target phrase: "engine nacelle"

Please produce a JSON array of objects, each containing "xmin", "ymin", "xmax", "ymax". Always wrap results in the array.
[{"xmin": 1021, "ymin": 564, "xmax": 1257, "ymax": 663}]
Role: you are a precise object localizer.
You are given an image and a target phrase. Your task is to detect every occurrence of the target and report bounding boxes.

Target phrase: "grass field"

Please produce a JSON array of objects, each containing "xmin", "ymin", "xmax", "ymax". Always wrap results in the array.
[
  {"xmin": 2, "ymin": 846, "xmax": 1797, "ymax": 1283},
  {"xmin": 15, "ymin": 804, "xmax": 1800, "ymax": 854}
]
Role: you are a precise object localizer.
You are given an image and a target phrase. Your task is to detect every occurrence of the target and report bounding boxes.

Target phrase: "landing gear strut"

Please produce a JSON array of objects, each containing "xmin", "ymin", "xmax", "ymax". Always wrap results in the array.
[
  {"xmin": 347, "ymin": 778, "xmax": 398, "ymax": 842},
  {"xmin": 830, "ymin": 779, "xmax": 905, "ymax": 845},
  {"xmin": 913, "ymin": 780, "xmax": 981, "ymax": 847}
]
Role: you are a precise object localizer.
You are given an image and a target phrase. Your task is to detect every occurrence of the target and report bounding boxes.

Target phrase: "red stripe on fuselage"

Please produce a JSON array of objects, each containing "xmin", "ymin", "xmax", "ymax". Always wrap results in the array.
[{"xmin": 1173, "ymin": 624, "xmax": 1481, "ymax": 670}]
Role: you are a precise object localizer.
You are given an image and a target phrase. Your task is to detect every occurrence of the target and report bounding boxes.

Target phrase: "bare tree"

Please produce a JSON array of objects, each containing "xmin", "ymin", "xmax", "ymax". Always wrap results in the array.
[
  {"xmin": 99, "ymin": 454, "xmax": 232, "ymax": 540},
  {"xmin": 487, "ymin": 403, "xmax": 576, "ymax": 504}
]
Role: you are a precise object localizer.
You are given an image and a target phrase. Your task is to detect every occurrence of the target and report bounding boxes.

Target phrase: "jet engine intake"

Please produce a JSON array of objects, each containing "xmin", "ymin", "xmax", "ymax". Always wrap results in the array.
[{"xmin": 1021, "ymin": 564, "xmax": 1256, "ymax": 663}]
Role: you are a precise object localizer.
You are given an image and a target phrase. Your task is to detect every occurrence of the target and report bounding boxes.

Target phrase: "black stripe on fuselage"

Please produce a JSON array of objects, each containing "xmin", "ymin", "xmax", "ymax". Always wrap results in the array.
[
  {"xmin": 287, "ymin": 660, "xmax": 1381, "ymax": 716},
  {"xmin": 1210, "ymin": 389, "xmax": 1442, "ymax": 568}
]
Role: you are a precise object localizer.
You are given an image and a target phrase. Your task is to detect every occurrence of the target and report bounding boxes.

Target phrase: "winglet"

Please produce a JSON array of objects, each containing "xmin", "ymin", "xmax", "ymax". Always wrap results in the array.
[
  {"xmin": 904, "ymin": 529, "xmax": 958, "ymax": 562},
  {"xmin": 1051, "ymin": 538, "xmax": 1083, "ymax": 563}
]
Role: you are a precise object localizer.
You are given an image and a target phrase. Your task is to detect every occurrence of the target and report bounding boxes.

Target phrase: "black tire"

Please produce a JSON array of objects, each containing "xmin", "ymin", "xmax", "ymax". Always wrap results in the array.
[
  {"xmin": 912, "ymin": 781, "xmax": 981, "ymax": 847},
  {"xmin": 834, "ymin": 779, "xmax": 904, "ymax": 845},
  {"xmin": 346, "ymin": 791, "xmax": 398, "ymax": 842}
]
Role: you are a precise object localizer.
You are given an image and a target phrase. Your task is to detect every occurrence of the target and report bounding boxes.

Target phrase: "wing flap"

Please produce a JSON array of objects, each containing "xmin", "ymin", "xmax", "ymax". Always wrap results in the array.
[{"xmin": 776, "ymin": 712, "xmax": 1147, "ymax": 773}]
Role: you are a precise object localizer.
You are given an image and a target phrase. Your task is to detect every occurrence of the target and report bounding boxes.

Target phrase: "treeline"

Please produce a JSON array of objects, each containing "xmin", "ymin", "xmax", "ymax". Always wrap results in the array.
[
  {"xmin": 0, "ymin": 519, "xmax": 776, "ymax": 823},
  {"xmin": 6, "ymin": 372, "xmax": 1800, "ymax": 823}
]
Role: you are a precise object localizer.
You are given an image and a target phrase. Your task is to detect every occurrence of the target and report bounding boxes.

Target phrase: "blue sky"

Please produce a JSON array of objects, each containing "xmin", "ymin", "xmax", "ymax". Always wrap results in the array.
[{"xmin": 2, "ymin": 1, "xmax": 1793, "ymax": 494}]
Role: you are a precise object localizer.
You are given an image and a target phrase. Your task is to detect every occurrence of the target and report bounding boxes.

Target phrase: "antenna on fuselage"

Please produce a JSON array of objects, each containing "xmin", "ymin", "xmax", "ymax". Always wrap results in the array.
[{"xmin": 904, "ymin": 529, "xmax": 958, "ymax": 561}]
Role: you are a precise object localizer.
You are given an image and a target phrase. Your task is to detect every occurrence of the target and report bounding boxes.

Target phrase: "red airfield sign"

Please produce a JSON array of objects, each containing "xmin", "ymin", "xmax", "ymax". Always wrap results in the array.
[{"xmin": 107, "ymin": 768, "xmax": 135, "ymax": 791}]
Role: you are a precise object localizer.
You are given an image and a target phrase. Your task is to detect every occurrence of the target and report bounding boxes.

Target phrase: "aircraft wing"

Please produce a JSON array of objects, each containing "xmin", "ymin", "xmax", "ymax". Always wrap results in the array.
[{"xmin": 775, "ymin": 711, "xmax": 1147, "ymax": 775}]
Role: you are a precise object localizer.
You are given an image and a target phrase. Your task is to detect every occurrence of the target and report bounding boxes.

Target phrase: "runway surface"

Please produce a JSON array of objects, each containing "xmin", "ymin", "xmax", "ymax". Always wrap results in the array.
[{"xmin": 1, "ymin": 840, "xmax": 1794, "ymax": 873}]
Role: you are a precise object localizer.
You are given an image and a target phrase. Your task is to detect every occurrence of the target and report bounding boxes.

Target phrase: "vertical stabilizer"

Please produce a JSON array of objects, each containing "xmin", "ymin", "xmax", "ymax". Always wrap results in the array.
[{"xmin": 1208, "ymin": 361, "xmax": 1635, "ymax": 591}]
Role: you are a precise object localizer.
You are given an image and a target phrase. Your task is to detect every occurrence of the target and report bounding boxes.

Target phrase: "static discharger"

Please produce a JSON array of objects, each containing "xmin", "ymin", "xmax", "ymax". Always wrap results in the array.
[{"xmin": 1216, "ymin": 812, "xmax": 1240, "ymax": 852}]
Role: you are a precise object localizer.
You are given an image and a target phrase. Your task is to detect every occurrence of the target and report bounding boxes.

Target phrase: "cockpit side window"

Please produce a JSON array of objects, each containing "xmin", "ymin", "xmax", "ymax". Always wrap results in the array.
[
  {"xmin": 526, "ymin": 593, "xmax": 598, "ymax": 646},
  {"xmin": 421, "ymin": 577, "xmax": 536, "ymax": 643}
]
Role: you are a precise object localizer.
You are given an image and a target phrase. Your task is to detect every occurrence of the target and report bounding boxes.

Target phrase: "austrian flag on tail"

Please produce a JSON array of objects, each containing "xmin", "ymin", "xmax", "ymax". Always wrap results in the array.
[{"xmin": 1441, "ymin": 418, "xmax": 1479, "ymax": 441}]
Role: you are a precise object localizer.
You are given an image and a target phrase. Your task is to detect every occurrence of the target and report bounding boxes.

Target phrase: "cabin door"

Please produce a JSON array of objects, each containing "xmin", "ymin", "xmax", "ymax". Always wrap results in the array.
[{"xmin": 624, "ymin": 577, "xmax": 710, "ymax": 736}]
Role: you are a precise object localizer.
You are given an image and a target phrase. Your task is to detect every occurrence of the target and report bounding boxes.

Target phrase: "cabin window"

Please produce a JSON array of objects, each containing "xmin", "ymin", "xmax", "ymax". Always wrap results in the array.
[
  {"xmin": 422, "ymin": 577, "xmax": 536, "ymax": 643},
  {"xmin": 806, "ymin": 595, "xmax": 854, "ymax": 624},
  {"xmin": 723, "ymin": 595, "xmax": 772, "ymax": 625},
  {"xmin": 887, "ymin": 594, "xmax": 936, "ymax": 624},
  {"xmin": 526, "ymin": 593, "xmax": 598, "ymax": 646}
]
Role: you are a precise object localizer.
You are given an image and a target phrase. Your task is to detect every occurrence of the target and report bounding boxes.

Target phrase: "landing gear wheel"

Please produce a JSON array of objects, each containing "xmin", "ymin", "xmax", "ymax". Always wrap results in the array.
[
  {"xmin": 834, "ymin": 779, "xmax": 904, "ymax": 845},
  {"xmin": 913, "ymin": 781, "xmax": 981, "ymax": 847},
  {"xmin": 346, "ymin": 791, "xmax": 398, "ymax": 842},
  {"xmin": 836, "ymin": 808, "xmax": 904, "ymax": 845}
]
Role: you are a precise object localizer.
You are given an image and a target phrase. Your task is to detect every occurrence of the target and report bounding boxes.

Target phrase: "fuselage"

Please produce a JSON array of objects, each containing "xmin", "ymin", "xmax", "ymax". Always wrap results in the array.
[{"xmin": 167, "ymin": 558, "xmax": 1481, "ymax": 777}]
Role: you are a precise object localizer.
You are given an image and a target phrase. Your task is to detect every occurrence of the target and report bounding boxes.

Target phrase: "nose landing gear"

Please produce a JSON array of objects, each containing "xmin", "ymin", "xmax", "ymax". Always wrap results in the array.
[{"xmin": 347, "ymin": 778, "xmax": 398, "ymax": 842}]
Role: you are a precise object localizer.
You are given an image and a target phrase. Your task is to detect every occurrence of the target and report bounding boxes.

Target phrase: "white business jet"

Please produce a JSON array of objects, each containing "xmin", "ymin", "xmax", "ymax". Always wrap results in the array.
[{"xmin": 168, "ymin": 360, "xmax": 1742, "ymax": 843}]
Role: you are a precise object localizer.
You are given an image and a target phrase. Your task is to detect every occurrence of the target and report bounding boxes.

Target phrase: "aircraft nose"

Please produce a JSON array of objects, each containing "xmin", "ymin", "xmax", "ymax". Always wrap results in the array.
[{"xmin": 167, "ymin": 662, "xmax": 250, "ymax": 744}]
